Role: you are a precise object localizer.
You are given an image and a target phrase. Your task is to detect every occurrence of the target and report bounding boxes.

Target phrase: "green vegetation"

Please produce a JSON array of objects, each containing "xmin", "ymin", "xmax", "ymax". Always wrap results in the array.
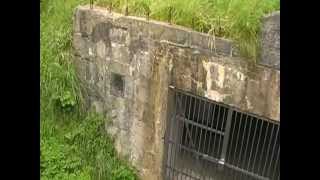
[
  {"xmin": 41, "ymin": 112, "xmax": 137, "ymax": 180},
  {"xmin": 95, "ymin": 0, "xmax": 279, "ymax": 60},
  {"xmin": 41, "ymin": 0, "xmax": 137, "ymax": 179}
]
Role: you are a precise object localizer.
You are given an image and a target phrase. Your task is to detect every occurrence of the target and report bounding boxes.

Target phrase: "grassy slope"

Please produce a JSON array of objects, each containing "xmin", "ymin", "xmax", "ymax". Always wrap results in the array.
[
  {"xmin": 96, "ymin": 0, "xmax": 279, "ymax": 61},
  {"xmin": 40, "ymin": 0, "xmax": 137, "ymax": 179}
]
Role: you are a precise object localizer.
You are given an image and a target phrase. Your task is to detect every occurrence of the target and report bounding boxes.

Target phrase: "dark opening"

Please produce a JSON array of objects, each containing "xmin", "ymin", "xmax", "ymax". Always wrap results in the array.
[
  {"xmin": 110, "ymin": 73, "xmax": 124, "ymax": 97},
  {"xmin": 165, "ymin": 88, "xmax": 280, "ymax": 180}
]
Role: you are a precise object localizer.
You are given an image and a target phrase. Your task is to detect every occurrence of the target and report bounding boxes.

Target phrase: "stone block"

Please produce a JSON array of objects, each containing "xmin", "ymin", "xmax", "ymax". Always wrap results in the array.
[
  {"xmin": 73, "ymin": 7, "xmax": 81, "ymax": 33},
  {"xmin": 244, "ymin": 69, "xmax": 271, "ymax": 117},
  {"xmin": 91, "ymin": 22, "xmax": 112, "ymax": 44},
  {"xmin": 111, "ymin": 43, "xmax": 131, "ymax": 64},
  {"xmin": 135, "ymin": 51, "xmax": 152, "ymax": 78},
  {"xmin": 134, "ymin": 76, "xmax": 150, "ymax": 104},
  {"xmin": 148, "ymin": 23, "xmax": 190, "ymax": 45},
  {"xmin": 73, "ymin": 57, "xmax": 88, "ymax": 86},
  {"xmin": 109, "ymin": 61, "xmax": 131, "ymax": 76},
  {"xmin": 259, "ymin": 11, "xmax": 280, "ymax": 69},
  {"xmin": 109, "ymin": 27, "xmax": 130, "ymax": 44},
  {"xmin": 78, "ymin": 9, "xmax": 92, "ymax": 37},
  {"xmin": 124, "ymin": 76, "xmax": 134, "ymax": 99},
  {"xmin": 190, "ymin": 32, "xmax": 233, "ymax": 55},
  {"xmin": 73, "ymin": 33, "xmax": 90, "ymax": 58}
]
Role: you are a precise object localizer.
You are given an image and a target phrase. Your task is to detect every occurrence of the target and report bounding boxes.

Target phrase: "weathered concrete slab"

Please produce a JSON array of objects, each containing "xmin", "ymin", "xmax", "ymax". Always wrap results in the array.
[{"xmin": 73, "ymin": 5, "xmax": 280, "ymax": 180}]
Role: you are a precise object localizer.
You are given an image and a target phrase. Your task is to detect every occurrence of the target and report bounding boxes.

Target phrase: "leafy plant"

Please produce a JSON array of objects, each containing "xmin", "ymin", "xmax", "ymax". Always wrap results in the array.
[{"xmin": 53, "ymin": 90, "xmax": 77, "ymax": 112}]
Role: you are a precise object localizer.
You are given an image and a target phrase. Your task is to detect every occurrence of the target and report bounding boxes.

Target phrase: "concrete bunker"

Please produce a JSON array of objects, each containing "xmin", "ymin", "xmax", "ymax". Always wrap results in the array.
[{"xmin": 73, "ymin": 6, "xmax": 280, "ymax": 180}]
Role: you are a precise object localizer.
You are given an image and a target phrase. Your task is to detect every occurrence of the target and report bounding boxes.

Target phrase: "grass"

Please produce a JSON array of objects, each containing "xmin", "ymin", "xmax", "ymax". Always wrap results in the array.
[
  {"xmin": 95, "ymin": 0, "xmax": 279, "ymax": 61},
  {"xmin": 40, "ymin": 0, "xmax": 137, "ymax": 179},
  {"xmin": 40, "ymin": 112, "xmax": 137, "ymax": 180}
]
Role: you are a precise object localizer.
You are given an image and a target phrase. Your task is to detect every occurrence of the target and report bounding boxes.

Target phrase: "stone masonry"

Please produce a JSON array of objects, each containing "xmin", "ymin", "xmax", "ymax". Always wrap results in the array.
[
  {"xmin": 260, "ymin": 11, "xmax": 280, "ymax": 69},
  {"xmin": 73, "ymin": 5, "xmax": 280, "ymax": 180}
]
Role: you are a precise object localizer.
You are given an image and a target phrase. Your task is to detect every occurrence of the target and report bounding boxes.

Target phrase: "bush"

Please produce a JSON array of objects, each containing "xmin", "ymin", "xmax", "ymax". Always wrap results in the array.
[{"xmin": 41, "ymin": 113, "xmax": 137, "ymax": 180}]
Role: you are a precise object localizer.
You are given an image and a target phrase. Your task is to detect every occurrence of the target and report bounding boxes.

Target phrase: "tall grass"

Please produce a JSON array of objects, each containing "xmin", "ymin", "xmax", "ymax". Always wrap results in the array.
[
  {"xmin": 41, "ymin": 0, "xmax": 137, "ymax": 179},
  {"xmin": 41, "ymin": 0, "xmax": 86, "ymax": 121},
  {"xmin": 96, "ymin": 0, "xmax": 279, "ymax": 60}
]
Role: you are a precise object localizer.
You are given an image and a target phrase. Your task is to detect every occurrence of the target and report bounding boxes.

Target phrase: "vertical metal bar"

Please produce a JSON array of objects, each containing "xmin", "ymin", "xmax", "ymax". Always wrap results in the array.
[
  {"xmin": 198, "ymin": 100, "xmax": 207, "ymax": 153},
  {"xmin": 232, "ymin": 111, "xmax": 243, "ymax": 166},
  {"xmin": 125, "ymin": 0, "xmax": 129, "ymax": 16},
  {"xmin": 173, "ymin": 93, "xmax": 186, "ymax": 179},
  {"xmin": 217, "ymin": 107, "xmax": 227, "ymax": 155},
  {"xmin": 206, "ymin": 102, "xmax": 218, "ymax": 180},
  {"xmin": 257, "ymin": 120, "xmax": 270, "ymax": 175},
  {"xmin": 191, "ymin": 99, "xmax": 200, "ymax": 148},
  {"xmin": 193, "ymin": 96, "xmax": 205, "ymax": 178},
  {"xmin": 179, "ymin": 94, "xmax": 190, "ymax": 177},
  {"xmin": 202, "ymin": 103, "xmax": 212, "ymax": 180},
  {"xmin": 171, "ymin": 91, "xmax": 181, "ymax": 180},
  {"xmin": 181, "ymin": 95, "xmax": 193, "ymax": 177},
  {"xmin": 230, "ymin": 111, "xmax": 242, "ymax": 179},
  {"xmin": 90, "ymin": 0, "xmax": 93, "ymax": 9},
  {"xmin": 191, "ymin": 97, "xmax": 201, "ymax": 149},
  {"xmin": 226, "ymin": 111, "xmax": 237, "ymax": 163},
  {"xmin": 206, "ymin": 103, "xmax": 217, "ymax": 155},
  {"xmin": 251, "ymin": 119, "xmax": 264, "ymax": 173},
  {"xmin": 203, "ymin": 103, "xmax": 212, "ymax": 153},
  {"xmin": 220, "ymin": 108, "xmax": 233, "ymax": 163},
  {"xmin": 186, "ymin": 95, "xmax": 200, "ymax": 179},
  {"xmin": 271, "ymin": 146, "xmax": 280, "ymax": 180},
  {"xmin": 246, "ymin": 117, "xmax": 259, "ymax": 171},
  {"xmin": 241, "ymin": 116, "xmax": 253, "ymax": 170},
  {"xmin": 166, "ymin": 90, "xmax": 178, "ymax": 179},
  {"xmin": 169, "ymin": 89, "xmax": 180, "ymax": 179},
  {"xmin": 108, "ymin": 2, "xmax": 113, "ymax": 13},
  {"xmin": 266, "ymin": 124, "xmax": 280, "ymax": 177},
  {"xmin": 186, "ymin": 96, "xmax": 197, "ymax": 179},
  {"xmin": 216, "ymin": 107, "xmax": 226, "ymax": 159},
  {"xmin": 261, "ymin": 123, "xmax": 275, "ymax": 176},
  {"xmin": 237, "ymin": 114, "xmax": 249, "ymax": 168},
  {"xmin": 212, "ymin": 105, "xmax": 222, "ymax": 157},
  {"xmin": 171, "ymin": 92, "xmax": 181, "ymax": 180},
  {"xmin": 198, "ymin": 101, "xmax": 210, "ymax": 178},
  {"xmin": 176, "ymin": 93, "xmax": 185, "ymax": 180},
  {"xmin": 185, "ymin": 96, "xmax": 198, "ymax": 180},
  {"xmin": 167, "ymin": 91, "xmax": 177, "ymax": 179}
]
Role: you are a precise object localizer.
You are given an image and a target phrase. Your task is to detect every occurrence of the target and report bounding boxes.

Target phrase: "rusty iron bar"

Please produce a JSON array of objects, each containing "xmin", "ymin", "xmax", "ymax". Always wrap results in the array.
[
  {"xmin": 90, "ymin": 0, "xmax": 93, "ymax": 9},
  {"xmin": 108, "ymin": 2, "xmax": 112, "ymax": 13},
  {"xmin": 192, "ymin": 17, "xmax": 195, "ymax": 29},
  {"xmin": 124, "ymin": 0, "xmax": 129, "ymax": 16},
  {"xmin": 168, "ymin": 6, "xmax": 173, "ymax": 24},
  {"xmin": 146, "ymin": 10, "xmax": 150, "ymax": 21}
]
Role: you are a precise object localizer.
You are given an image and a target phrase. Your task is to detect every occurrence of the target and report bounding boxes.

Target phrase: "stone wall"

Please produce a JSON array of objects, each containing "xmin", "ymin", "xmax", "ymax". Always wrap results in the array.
[
  {"xmin": 73, "ymin": 5, "xmax": 280, "ymax": 180},
  {"xmin": 259, "ymin": 11, "xmax": 280, "ymax": 69}
]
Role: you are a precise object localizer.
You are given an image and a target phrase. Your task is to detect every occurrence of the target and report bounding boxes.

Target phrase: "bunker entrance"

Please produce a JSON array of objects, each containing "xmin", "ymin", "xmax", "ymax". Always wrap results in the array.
[{"xmin": 163, "ymin": 87, "xmax": 280, "ymax": 180}]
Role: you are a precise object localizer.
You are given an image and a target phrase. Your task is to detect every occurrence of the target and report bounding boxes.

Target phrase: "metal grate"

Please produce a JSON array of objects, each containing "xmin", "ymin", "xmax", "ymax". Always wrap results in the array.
[{"xmin": 163, "ymin": 87, "xmax": 280, "ymax": 180}]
